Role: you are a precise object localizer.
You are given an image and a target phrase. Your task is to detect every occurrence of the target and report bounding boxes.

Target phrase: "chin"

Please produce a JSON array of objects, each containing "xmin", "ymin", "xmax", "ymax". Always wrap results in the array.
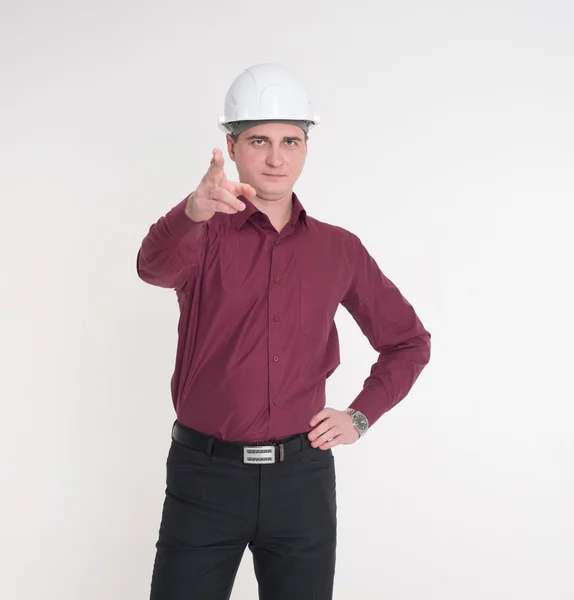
[
  {"xmin": 263, "ymin": 178, "xmax": 287, "ymax": 186},
  {"xmin": 265, "ymin": 186, "xmax": 289, "ymax": 197}
]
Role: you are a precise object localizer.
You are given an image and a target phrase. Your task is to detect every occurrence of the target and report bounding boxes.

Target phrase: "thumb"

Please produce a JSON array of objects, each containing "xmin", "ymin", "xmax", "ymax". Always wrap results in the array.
[
  {"xmin": 233, "ymin": 182, "xmax": 257, "ymax": 199},
  {"xmin": 243, "ymin": 183, "xmax": 257, "ymax": 198}
]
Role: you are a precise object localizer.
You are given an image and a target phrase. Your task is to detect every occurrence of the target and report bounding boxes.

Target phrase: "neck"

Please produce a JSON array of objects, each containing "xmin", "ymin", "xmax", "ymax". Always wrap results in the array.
[{"xmin": 251, "ymin": 190, "xmax": 293, "ymax": 225}]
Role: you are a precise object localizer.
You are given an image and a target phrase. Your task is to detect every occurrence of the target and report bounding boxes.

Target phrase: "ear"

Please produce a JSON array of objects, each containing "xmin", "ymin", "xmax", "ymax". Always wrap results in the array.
[{"xmin": 226, "ymin": 134, "xmax": 236, "ymax": 162}]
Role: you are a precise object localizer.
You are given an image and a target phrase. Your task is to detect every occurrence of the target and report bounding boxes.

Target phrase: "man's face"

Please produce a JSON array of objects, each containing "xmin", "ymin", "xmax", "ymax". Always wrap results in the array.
[{"xmin": 226, "ymin": 122, "xmax": 308, "ymax": 199}]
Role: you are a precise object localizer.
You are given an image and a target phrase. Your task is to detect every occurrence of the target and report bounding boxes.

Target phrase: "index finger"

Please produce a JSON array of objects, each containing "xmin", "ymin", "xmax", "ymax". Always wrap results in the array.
[{"xmin": 206, "ymin": 148, "xmax": 224, "ymax": 183}]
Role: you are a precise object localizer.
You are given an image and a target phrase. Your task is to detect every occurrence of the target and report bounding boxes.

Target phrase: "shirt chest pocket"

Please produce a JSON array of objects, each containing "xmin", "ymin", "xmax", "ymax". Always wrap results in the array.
[{"xmin": 300, "ymin": 276, "xmax": 338, "ymax": 342}]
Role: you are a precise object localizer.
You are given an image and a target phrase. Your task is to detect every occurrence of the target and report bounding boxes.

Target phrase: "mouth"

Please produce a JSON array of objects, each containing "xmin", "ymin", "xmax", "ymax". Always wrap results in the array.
[{"xmin": 263, "ymin": 173, "xmax": 286, "ymax": 178}]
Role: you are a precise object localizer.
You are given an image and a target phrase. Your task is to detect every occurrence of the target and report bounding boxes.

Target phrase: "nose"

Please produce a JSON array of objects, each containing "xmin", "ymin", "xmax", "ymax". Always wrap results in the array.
[{"xmin": 265, "ymin": 146, "xmax": 283, "ymax": 168}]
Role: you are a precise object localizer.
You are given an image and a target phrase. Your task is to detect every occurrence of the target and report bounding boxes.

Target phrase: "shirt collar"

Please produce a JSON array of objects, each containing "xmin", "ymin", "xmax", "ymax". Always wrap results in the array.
[{"xmin": 233, "ymin": 191, "xmax": 310, "ymax": 231}]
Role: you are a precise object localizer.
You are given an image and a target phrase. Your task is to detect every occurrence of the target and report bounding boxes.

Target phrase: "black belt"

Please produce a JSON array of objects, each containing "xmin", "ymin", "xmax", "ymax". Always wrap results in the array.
[{"xmin": 171, "ymin": 420, "xmax": 314, "ymax": 464}]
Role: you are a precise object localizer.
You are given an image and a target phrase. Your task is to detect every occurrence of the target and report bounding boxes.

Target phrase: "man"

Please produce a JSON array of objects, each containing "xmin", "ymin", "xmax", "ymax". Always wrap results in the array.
[{"xmin": 137, "ymin": 63, "xmax": 431, "ymax": 600}]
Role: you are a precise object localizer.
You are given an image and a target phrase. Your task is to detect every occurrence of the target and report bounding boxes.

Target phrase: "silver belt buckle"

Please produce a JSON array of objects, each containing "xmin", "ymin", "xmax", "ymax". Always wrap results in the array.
[{"xmin": 243, "ymin": 444, "xmax": 284, "ymax": 464}]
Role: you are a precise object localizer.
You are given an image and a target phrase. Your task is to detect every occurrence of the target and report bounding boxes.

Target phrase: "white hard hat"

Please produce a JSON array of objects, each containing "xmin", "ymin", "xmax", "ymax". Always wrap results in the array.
[{"xmin": 218, "ymin": 63, "xmax": 320, "ymax": 134}]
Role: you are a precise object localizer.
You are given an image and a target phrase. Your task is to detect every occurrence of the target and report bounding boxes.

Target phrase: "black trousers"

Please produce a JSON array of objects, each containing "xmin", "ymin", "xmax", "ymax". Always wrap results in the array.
[{"xmin": 149, "ymin": 422, "xmax": 337, "ymax": 600}]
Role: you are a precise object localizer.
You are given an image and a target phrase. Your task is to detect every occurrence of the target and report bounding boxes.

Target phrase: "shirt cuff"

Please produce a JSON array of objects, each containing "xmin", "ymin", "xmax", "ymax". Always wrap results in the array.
[
  {"xmin": 348, "ymin": 387, "xmax": 390, "ymax": 428},
  {"xmin": 164, "ymin": 195, "xmax": 208, "ymax": 241}
]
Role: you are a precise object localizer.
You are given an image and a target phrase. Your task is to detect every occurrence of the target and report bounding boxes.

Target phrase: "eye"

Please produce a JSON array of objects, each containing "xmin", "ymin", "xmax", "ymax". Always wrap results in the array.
[
  {"xmin": 252, "ymin": 139, "xmax": 265, "ymax": 146},
  {"xmin": 285, "ymin": 140, "xmax": 297, "ymax": 146}
]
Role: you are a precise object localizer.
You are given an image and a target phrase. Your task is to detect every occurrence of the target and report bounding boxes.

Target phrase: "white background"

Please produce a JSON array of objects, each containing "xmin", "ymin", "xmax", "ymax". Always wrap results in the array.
[{"xmin": 1, "ymin": 1, "xmax": 572, "ymax": 598}]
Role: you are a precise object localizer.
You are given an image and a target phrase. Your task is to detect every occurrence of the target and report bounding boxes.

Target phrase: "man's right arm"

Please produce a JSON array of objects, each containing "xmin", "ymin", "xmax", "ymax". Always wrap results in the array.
[
  {"xmin": 136, "ymin": 192, "xmax": 208, "ymax": 290},
  {"xmin": 136, "ymin": 148, "xmax": 256, "ymax": 290}
]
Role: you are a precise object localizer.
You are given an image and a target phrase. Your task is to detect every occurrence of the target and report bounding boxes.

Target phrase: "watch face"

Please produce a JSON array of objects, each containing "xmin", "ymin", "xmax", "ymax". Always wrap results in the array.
[{"xmin": 355, "ymin": 414, "xmax": 369, "ymax": 431}]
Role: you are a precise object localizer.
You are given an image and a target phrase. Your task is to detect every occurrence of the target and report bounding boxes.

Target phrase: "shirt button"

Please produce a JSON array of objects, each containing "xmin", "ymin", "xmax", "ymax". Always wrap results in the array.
[
  {"xmin": 273, "ymin": 316, "xmax": 280, "ymax": 322},
  {"xmin": 274, "ymin": 276, "xmax": 280, "ymax": 283},
  {"xmin": 273, "ymin": 355, "xmax": 279, "ymax": 362},
  {"xmin": 273, "ymin": 398, "xmax": 279, "ymax": 405}
]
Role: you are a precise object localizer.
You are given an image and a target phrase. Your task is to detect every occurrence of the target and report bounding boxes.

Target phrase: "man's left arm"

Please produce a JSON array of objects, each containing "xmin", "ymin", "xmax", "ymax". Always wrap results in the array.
[
  {"xmin": 341, "ymin": 235, "xmax": 431, "ymax": 430},
  {"xmin": 307, "ymin": 235, "xmax": 431, "ymax": 448}
]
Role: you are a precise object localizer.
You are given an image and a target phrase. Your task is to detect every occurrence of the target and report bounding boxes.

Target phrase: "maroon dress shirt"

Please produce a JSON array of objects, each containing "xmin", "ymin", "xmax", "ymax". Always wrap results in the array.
[{"xmin": 137, "ymin": 191, "xmax": 431, "ymax": 443}]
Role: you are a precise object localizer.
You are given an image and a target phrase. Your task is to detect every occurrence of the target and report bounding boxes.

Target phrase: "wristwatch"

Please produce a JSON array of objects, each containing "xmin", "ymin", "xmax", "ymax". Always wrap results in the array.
[{"xmin": 345, "ymin": 408, "xmax": 369, "ymax": 438}]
